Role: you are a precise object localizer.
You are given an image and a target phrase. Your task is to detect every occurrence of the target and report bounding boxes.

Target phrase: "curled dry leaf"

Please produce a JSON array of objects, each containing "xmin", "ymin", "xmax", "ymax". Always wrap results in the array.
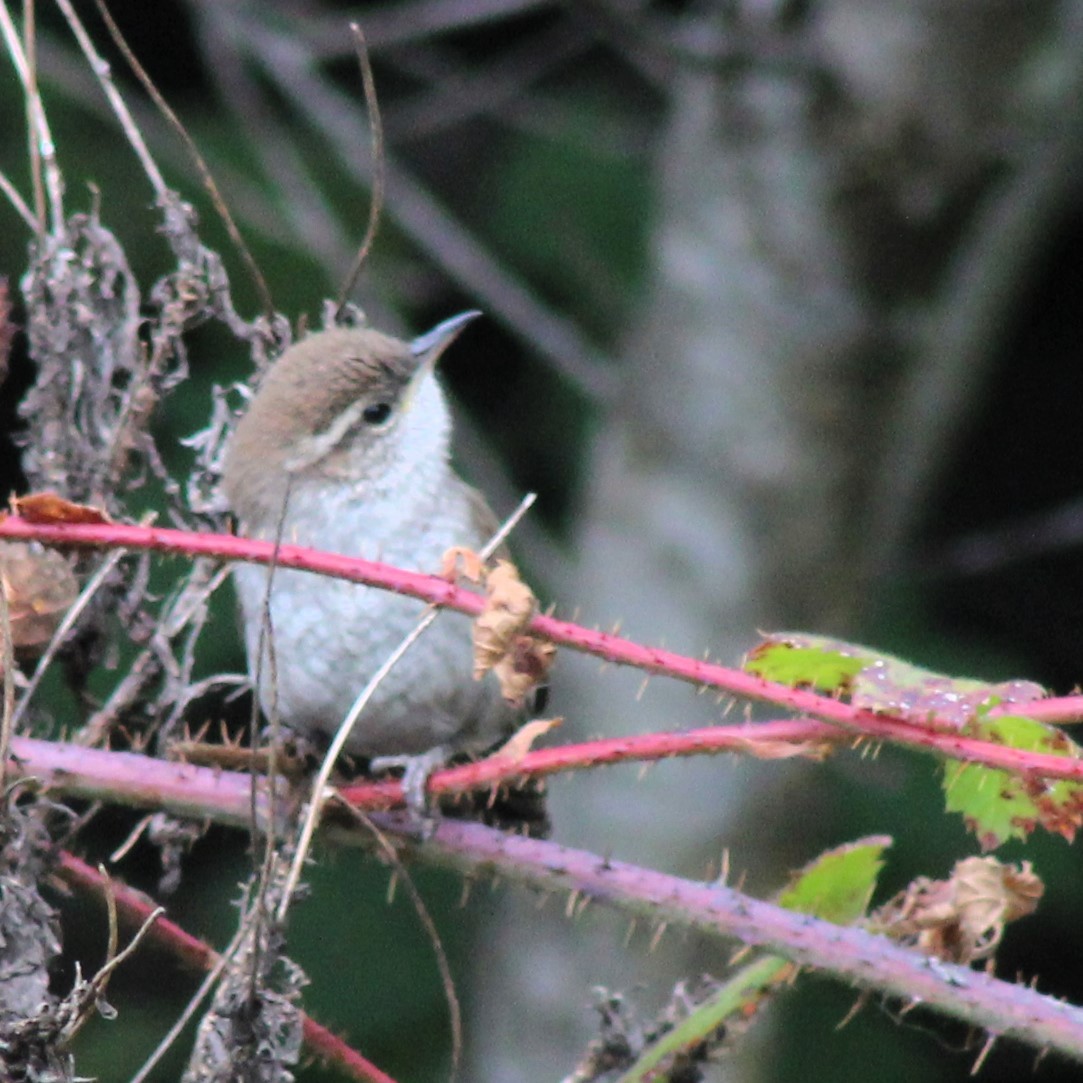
[
  {"xmin": 488, "ymin": 717, "xmax": 562, "ymax": 764},
  {"xmin": 12, "ymin": 491, "xmax": 111, "ymax": 525},
  {"xmin": 872, "ymin": 856, "xmax": 1043, "ymax": 965},
  {"xmin": 0, "ymin": 541, "xmax": 79, "ymax": 662},
  {"xmin": 476, "ymin": 560, "xmax": 537, "ymax": 665},
  {"xmin": 471, "ymin": 558, "xmax": 554, "ymax": 703},
  {"xmin": 441, "ymin": 545, "xmax": 486, "ymax": 584},
  {"xmin": 493, "ymin": 634, "xmax": 557, "ymax": 706}
]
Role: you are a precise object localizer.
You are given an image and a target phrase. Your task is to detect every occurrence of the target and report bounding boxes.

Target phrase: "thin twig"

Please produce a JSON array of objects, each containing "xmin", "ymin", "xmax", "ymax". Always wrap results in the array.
[
  {"xmin": 0, "ymin": 554, "xmax": 14, "ymax": 789},
  {"xmin": 59, "ymin": 867, "xmax": 165, "ymax": 1046},
  {"xmin": 53, "ymin": 0, "xmax": 166, "ymax": 196},
  {"xmin": 58, "ymin": 850, "xmax": 398, "ymax": 1083},
  {"xmin": 0, "ymin": 0, "xmax": 63, "ymax": 231},
  {"xmin": 248, "ymin": 479, "xmax": 291, "ymax": 1007},
  {"xmin": 242, "ymin": 16, "xmax": 615, "ymax": 402},
  {"xmin": 277, "ymin": 492, "xmax": 536, "ymax": 922},
  {"xmin": 344, "ymin": 805, "xmax": 462, "ymax": 1080},
  {"xmin": 127, "ymin": 924, "xmax": 246, "ymax": 1083},
  {"xmin": 21, "ymin": 0, "xmax": 43, "ymax": 229},
  {"xmin": 334, "ymin": 23, "xmax": 386, "ymax": 319},
  {"xmin": 91, "ymin": 0, "xmax": 276, "ymax": 318},
  {"xmin": 0, "ymin": 165, "xmax": 36, "ymax": 229}
]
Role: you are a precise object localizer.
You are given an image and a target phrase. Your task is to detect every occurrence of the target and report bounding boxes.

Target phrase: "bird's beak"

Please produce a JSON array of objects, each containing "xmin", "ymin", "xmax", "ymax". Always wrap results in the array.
[
  {"xmin": 410, "ymin": 310, "xmax": 482, "ymax": 375},
  {"xmin": 400, "ymin": 310, "xmax": 481, "ymax": 414}
]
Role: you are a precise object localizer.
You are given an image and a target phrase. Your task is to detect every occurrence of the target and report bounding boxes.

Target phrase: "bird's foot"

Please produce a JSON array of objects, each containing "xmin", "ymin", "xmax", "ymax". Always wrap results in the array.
[{"xmin": 369, "ymin": 745, "xmax": 450, "ymax": 827}]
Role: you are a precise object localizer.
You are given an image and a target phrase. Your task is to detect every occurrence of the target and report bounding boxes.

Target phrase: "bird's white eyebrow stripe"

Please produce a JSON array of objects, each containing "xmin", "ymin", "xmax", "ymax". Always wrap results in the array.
[{"xmin": 284, "ymin": 398, "xmax": 372, "ymax": 472}]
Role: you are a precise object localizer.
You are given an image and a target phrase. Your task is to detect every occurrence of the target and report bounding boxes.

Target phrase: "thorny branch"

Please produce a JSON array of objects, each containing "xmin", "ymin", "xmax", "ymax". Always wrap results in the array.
[
  {"xmin": 5, "ymin": 513, "xmax": 1083, "ymax": 785},
  {"xmin": 9, "ymin": 746, "xmax": 1083, "ymax": 1067}
]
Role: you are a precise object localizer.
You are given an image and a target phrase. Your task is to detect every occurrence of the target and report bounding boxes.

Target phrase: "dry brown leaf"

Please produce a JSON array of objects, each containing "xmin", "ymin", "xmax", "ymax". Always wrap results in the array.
[
  {"xmin": 450, "ymin": 557, "xmax": 555, "ymax": 704},
  {"xmin": 487, "ymin": 717, "xmax": 562, "ymax": 764},
  {"xmin": 472, "ymin": 559, "xmax": 538, "ymax": 678},
  {"xmin": 731, "ymin": 737, "xmax": 835, "ymax": 762},
  {"xmin": 441, "ymin": 545, "xmax": 486, "ymax": 584},
  {"xmin": 13, "ymin": 491, "xmax": 111, "ymax": 525},
  {"xmin": 872, "ymin": 856, "xmax": 1043, "ymax": 964},
  {"xmin": 492, "ymin": 634, "xmax": 557, "ymax": 705},
  {"xmin": 0, "ymin": 541, "xmax": 79, "ymax": 661}
]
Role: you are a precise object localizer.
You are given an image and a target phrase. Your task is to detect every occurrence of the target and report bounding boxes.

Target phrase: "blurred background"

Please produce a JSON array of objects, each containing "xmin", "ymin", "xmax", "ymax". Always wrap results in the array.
[{"xmin": 2, "ymin": 1, "xmax": 1083, "ymax": 1081}]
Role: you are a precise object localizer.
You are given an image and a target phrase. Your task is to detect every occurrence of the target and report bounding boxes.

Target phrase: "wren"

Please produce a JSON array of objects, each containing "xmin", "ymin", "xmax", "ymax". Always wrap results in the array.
[{"xmin": 222, "ymin": 313, "xmax": 524, "ymax": 777}]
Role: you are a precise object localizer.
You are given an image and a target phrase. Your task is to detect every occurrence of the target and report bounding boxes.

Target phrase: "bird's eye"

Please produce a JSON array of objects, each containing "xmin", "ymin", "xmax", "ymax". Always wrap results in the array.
[{"xmin": 362, "ymin": 402, "xmax": 393, "ymax": 426}]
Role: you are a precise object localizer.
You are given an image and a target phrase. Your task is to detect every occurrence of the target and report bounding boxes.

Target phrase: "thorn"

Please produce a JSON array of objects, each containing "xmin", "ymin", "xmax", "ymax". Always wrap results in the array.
[
  {"xmin": 386, "ymin": 871, "xmax": 398, "ymax": 906},
  {"xmin": 836, "ymin": 991, "xmax": 868, "ymax": 1031},
  {"xmin": 728, "ymin": 944, "xmax": 753, "ymax": 966},
  {"xmin": 535, "ymin": 892, "xmax": 550, "ymax": 910},
  {"xmin": 544, "ymin": 601, "xmax": 556, "ymax": 616},
  {"xmin": 109, "ymin": 814, "xmax": 152, "ymax": 864},
  {"xmin": 636, "ymin": 763, "xmax": 653, "ymax": 782},
  {"xmin": 635, "ymin": 677, "xmax": 650, "ymax": 702},
  {"xmin": 720, "ymin": 848, "xmax": 730, "ymax": 885},
  {"xmin": 571, "ymin": 606, "xmax": 581, "ymax": 623},
  {"xmin": 974, "ymin": 1031, "xmax": 996, "ymax": 1074},
  {"xmin": 458, "ymin": 878, "xmax": 473, "ymax": 908},
  {"xmin": 897, "ymin": 997, "xmax": 919, "ymax": 1019},
  {"xmin": 735, "ymin": 868, "xmax": 748, "ymax": 893},
  {"xmin": 623, "ymin": 919, "xmax": 637, "ymax": 947},
  {"xmin": 565, "ymin": 890, "xmax": 581, "ymax": 919},
  {"xmin": 648, "ymin": 922, "xmax": 667, "ymax": 953},
  {"xmin": 574, "ymin": 894, "xmax": 592, "ymax": 920},
  {"xmin": 721, "ymin": 698, "xmax": 735, "ymax": 717},
  {"xmin": 610, "ymin": 618, "xmax": 623, "ymax": 636}
]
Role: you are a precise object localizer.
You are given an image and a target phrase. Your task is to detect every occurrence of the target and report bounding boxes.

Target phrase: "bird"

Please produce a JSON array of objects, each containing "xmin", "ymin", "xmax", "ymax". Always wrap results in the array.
[{"xmin": 221, "ymin": 312, "xmax": 541, "ymax": 822}]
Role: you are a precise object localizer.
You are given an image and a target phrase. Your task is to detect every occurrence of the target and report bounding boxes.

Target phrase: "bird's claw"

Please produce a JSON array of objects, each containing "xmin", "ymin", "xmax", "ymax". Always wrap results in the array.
[{"xmin": 370, "ymin": 746, "xmax": 449, "ymax": 830}]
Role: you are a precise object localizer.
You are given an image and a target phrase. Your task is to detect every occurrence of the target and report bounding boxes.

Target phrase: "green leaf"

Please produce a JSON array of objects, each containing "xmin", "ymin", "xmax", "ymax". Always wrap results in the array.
[
  {"xmin": 744, "ymin": 640, "xmax": 868, "ymax": 695},
  {"xmin": 615, "ymin": 838, "xmax": 892, "ymax": 1082},
  {"xmin": 777, "ymin": 836, "xmax": 892, "ymax": 924},
  {"xmin": 746, "ymin": 633, "xmax": 1045, "ymax": 728},
  {"xmin": 943, "ymin": 715, "xmax": 1083, "ymax": 849}
]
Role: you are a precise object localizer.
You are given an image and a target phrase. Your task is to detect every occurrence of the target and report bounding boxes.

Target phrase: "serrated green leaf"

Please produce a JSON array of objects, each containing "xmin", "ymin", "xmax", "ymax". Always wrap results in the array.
[
  {"xmin": 744, "ymin": 640, "xmax": 868, "ymax": 695},
  {"xmin": 615, "ymin": 838, "xmax": 892, "ymax": 1081},
  {"xmin": 943, "ymin": 715, "xmax": 1083, "ymax": 849},
  {"xmin": 747, "ymin": 634, "xmax": 1045, "ymax": 729},
  {"xmin": 777, "ymin": 836, "xmax": 892, "ymax": 924}
]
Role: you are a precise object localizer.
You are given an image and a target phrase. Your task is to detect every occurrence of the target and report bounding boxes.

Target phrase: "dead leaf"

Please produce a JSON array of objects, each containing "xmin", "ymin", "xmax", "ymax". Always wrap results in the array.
[
  {"xmin": 441, "ymin": 545, "xmax": 486, "ymax": 584},
  {"xmin": 0, "ymin": 541, "xmax": 79, "ymax": 662},
  {"xmin": 12, "ymin": 491, "xmax": 111, "ymax": 525},
  {"xmin": 731, "ymin": 737, "xmax": 835, "ymax": 762},
  {"xmin": 872, "ymin": 856, "xmax": 1043, "ymax": 964},
  {"xmin": 487, "ymin": 717, "xmax": 562, "ymax": 763},
  {"xmin": 492, "ymin": 635, "xmax": 557, "ymax": 705},
  {"xmin": 472, "ymin": 559, "xmax": 538, "ymax": 678}
]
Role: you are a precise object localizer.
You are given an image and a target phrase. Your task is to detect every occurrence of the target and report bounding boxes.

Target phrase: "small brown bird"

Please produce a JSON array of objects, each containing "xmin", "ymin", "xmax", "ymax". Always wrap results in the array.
[{"xmin": 222, "ymin": 313, "xmax": 527, "ymax": 789}]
